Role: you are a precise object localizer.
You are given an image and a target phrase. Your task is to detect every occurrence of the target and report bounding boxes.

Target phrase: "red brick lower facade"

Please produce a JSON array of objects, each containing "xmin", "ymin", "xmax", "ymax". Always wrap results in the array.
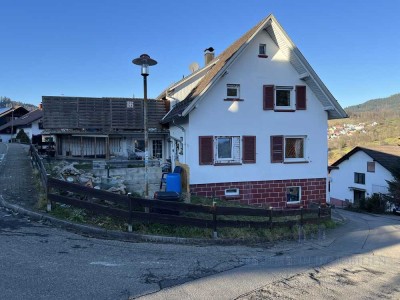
[{"xmin": 190, "ymin": 178, "xmax": 327, "ymax": 208}]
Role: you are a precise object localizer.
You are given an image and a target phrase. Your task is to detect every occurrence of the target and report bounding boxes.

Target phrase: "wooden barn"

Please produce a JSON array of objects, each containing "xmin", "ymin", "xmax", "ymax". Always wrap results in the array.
[{"xmin": 42, "ymin": 96, "xmax": 169, "ymax": 160}]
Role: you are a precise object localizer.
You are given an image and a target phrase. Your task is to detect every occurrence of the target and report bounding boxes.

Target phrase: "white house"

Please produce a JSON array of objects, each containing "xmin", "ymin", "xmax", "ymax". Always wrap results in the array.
[
  {"xmin": 329, "ymin": 146, "xmax": 400, "ymax": 206},
  {"xmin": 158, "ymin": 14, "xmax": 347, "ymax": 208},
  {"xmin": 0, "ymin": 108, "xmax": 43, "ymax": 143}
]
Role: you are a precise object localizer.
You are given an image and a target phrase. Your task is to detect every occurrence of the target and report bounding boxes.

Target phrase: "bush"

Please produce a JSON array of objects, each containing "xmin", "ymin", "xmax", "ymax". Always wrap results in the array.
[
  {"xmin": 364, "ymin": 193, "xmax": 387, "ymax": 213},
  {"xmin": 16, "ymin": 129, "xmax": 30, "ymax": 143}
]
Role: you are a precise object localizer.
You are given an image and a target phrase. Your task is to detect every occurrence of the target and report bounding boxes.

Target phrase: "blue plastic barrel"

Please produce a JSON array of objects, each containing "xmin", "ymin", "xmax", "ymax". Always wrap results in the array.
[{"xmin": 166, "ymin": 173, "xmax": 181, "ymax": 193}]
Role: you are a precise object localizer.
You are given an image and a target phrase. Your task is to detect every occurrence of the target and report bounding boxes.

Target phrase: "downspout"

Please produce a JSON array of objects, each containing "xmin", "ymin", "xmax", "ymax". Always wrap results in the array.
[{"xmin": 172, "ymin": 119, "xmax": 186, "ymax": 164}]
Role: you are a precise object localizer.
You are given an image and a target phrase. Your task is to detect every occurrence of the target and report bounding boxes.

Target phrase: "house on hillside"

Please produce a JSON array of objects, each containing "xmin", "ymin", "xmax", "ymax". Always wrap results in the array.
[
  {"xmin": 0, "ymin": 106, "xmax": 33, "ymax": 143},
  {"xmin": 157, "ymin": 14, "xmax": 347, "ymax": 208},
  {"xmin": 0, "ymin": 109, "xmax": 43, "ymax": 143},
  {"xmin": 42, "ymin": 96, "xmax": 169, "ymax": 160},
  {"xmin": 329, "ymin": 146, "xmax": 400, "ymax": 206}
]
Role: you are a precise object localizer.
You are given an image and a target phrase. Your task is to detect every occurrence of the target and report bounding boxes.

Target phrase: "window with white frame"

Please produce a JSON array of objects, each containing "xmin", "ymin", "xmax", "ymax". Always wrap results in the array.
[
  {"xmin": 259, "ymin": 44, "xmax": 266, "ymax": 55},
  {"xmin": 215, "ymin": 136, "xmax": 240, "ymax": 164},
  {"xmin": 284, "ymin": 136, "xmax": 305, "ymax": 162},
  {"xmin": 275, "ymin": 86, "xmax": 294, "ymax": 109},
  {"xmin": 286, "ymin": 186, "xmax": 301, "ymax": 203},
  {"xmin": 152, "ymin": 140, "xmax": 163, "ymax": 159},
  {"xmin": 227, "ymin": 84, "xmax": 240, "ymax": 99}
]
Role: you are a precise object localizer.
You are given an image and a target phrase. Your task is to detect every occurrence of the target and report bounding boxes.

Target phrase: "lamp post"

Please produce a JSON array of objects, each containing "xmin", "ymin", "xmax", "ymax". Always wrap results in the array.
[{"xmin": 132, "ymin": 54, "xmax": 157, "ymax": 198}]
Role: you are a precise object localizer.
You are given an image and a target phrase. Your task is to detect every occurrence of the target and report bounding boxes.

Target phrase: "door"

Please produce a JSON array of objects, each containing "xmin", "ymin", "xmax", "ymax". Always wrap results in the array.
[{"xmin": 353, "ymin": 190, "xmax": 365, "ymax": 206}]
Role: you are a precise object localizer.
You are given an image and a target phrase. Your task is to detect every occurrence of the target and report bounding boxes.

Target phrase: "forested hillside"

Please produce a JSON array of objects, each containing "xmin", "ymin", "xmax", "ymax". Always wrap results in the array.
[
  {"xmin": 0, "ymin": 96, "xmax": 38, "ymax": 111},
  {"xmin": 328, "ymin": 93, "xmax": 400, "ymax": 164}
]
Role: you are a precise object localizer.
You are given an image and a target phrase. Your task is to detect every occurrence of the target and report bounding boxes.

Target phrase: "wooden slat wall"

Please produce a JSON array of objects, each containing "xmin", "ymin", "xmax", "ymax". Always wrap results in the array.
[{"xmin": 43, "ymin": 96, "xmax": 168, "ymax": 130}]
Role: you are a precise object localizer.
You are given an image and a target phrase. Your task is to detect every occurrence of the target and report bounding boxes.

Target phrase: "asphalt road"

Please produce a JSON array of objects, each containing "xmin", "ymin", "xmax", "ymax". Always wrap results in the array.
[
  {"xmin": 0, "ymin": 206, "xmax": 285, "ymax": 300},
  {"xmin": 140, "ymin": 210, "xmax": 400, "ymax": 300},
  {"xmin": 1, "ymin": 143, "xmax": 400, "ymax": 299}
]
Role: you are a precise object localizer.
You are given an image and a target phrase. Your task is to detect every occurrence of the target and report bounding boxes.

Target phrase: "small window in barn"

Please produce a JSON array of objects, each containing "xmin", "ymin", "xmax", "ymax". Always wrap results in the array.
[
  {"xmin": 286, "ymin": 186, "xmax": 301, "ymax": 203},
  {"xmin": 152, "ymin": 140, "xmax": 162, "ymax": 159},
  {"xmin": 367, "ymin": 162, "xmax": 375, "ymax": 173},
  {"xmin": 354, "ymin": 172, "xmax": 365, "ymax": 184}
]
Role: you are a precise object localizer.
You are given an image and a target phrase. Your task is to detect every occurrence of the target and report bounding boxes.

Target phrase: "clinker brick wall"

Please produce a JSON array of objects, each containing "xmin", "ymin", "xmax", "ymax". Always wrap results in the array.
[{"xmin": 190, "ymin": 178, "xmax": 326, "ymax": 208}]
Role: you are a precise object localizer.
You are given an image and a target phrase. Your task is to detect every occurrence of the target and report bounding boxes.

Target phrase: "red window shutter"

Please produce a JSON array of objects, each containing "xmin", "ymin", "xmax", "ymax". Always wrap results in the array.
[
  {"xmin": 270, "ymin": 135, "xmax": 284, "ymax": 163},
  {"xmin": 242, "ymin": 136, "xmax": 256, "ymax": 163},
  {"xmin": 263, "ymin": 85, "xmax": 274, "ymax": 110},
  {"xmin": 199, "ymin": 136, "xmax": 213, "ymax": 165},
  {"xmin": 296, "ymin": 85, "xmax": 306, "ymax": 110}
]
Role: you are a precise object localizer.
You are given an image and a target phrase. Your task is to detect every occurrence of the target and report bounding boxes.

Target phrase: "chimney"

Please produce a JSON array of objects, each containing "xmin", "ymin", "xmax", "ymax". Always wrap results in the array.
[
  {"xmin": 38, "ymin": 103, "xmax": 43, "ymax": 110},
  {"xmin": 204, "ymin": 47, "xmax": 215, "ymax": 66}
]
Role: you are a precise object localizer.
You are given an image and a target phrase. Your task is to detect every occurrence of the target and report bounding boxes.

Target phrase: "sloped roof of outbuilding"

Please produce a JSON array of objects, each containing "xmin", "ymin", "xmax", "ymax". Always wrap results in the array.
[
  {"xmin": 331, "ymin": 146, "xmax": 400, "ymax": 173},
  {"xmin": 0, "ymin": 109, "xmax": 43, "ymax": 131}
]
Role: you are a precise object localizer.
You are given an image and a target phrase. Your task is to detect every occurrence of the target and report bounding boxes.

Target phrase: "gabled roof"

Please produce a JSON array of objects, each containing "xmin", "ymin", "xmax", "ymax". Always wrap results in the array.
[
  {"xmin": 331, "ymin": 146, "xmax": 400, "ymax": 173},
  {"xmin": 0, "ymin": 109, "xmax": 43, "ymax": 131},
  {"xmin": 161, "ymin": 14, "xmax": 347, "ymax": 124},
  {"xmin": 0, "ymin": 106, "xmax": 28, "ymax": 117}
]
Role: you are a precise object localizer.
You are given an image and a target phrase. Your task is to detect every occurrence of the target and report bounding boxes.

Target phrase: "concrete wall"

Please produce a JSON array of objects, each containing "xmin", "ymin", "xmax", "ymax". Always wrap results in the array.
[{"xmin": 92, "ymin": 166, "xmax": 162, "ymax": 197}]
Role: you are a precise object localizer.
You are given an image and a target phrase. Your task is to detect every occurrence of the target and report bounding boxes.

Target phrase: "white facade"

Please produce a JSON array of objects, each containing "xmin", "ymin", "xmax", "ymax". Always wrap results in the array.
[
  {"xmin": 17, "ymin": 119, "xmax": 42, "ymax": 140},
  {"xmin": 330, "ymin": 151, "xmax": 394, "ymax": 203},
  {"xmin": 169, "ymin": 30, "xmax": 328, "ymax": 184}
]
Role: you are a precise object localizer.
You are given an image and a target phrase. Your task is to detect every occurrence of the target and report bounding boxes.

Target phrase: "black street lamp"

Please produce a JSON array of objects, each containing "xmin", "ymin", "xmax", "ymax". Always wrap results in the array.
[{"xmin": 132, "ymin": 54, "xmax": 157, "ymax": 198}]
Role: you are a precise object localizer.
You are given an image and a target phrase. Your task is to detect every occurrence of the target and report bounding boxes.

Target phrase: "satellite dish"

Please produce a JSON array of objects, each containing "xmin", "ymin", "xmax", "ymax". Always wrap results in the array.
[{"xmin": 189, "ymin": 62, "xmax": 200, "ymax": 73}]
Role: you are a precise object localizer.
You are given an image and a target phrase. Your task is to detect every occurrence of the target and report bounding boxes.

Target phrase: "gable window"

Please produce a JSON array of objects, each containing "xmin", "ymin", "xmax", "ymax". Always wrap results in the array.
[
  {"xmin": 354, "ymin": 172, "xmax": 365, "ymax": 184},
  {"xmin": 226, "ymin": 84, "xmax": 240, "ymax": 99},
  {"xmin": 367, "ymin": 162, "xmax": 375, "ymax": 173},
  {"xmin": 258, "ymin": 44, "xmax": 268, "ymax": 58},
  {"xmin": 276, "ymin": 86, "xmax": 294, "ymax": 110},
  {"xmin": 286, "ymin": 187, "xmax": 301, "ymax": 203},
  {"xmin": 263, "ymin": 85, "xmax": 306, "ymax": 111},
  {"xmin": 259, "ymin": 44, "xmax": 266, "ymax": 55},
  {"xmin": 270, "ymin": 135, "xmax": 307, "ymax": 163}
]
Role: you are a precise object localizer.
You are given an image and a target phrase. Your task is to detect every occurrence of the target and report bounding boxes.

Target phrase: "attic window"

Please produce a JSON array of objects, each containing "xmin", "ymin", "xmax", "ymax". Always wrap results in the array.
[
  {"xmin": 258, "ymin": 44, "xmax": 268, "ymax": 58},
  {"xmin": 367, "ymin": 162, "xmax": 375, "ymax": 173},
  {"xmin": 226, "ymin": 84, "xmax": 241, "ymax": 100}
]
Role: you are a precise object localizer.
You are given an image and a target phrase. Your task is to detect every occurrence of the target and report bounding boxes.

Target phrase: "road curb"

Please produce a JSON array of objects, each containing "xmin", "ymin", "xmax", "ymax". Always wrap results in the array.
[{"xmin": 0, "ymin": 195, "xmax": 272, "ymax": 246}]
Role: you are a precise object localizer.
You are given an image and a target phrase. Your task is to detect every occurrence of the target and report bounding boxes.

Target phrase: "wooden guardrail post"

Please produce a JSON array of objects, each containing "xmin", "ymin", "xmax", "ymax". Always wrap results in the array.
[
  {"xmin": 269, "ymin": 207, "xmax": 273, "ymax": 230},
  {"xmin": 46, "ymin": 174, "xmax": 52, "ymax": 212},
  {"xmin": 127, "ymin": 193, "xmax": 133, "ymax": 232},
  {"xmin": 212, "ymin": 201, "xmax": 218, "ymax": 239}
]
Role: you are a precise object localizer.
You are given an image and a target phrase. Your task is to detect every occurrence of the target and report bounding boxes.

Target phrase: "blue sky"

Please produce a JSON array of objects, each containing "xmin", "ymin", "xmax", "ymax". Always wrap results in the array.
[{"xmin": 1, "ymin": 0, "xmax": 399, "ymax": 108}]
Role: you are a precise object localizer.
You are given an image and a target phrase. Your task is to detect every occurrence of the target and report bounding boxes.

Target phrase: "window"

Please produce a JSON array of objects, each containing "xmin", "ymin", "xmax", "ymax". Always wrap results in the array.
[
  {"xmin": 152, "ymin": 140, "xmax": 162, "ymax": 159},
  {"xmin": 354, "ymin": 172, "xmax": 365, "ymax": 184},
  {"xmin": 285, "ymin": 137, "xmax": 305, "ymax": 161},
  {"xmin": 367, "ymin": 162, "xmax": 375, "ymax": 173},
  {"xmin": 215, "ymin": 136, "xmax": 240, "ymax": 164},
  {"xmin": 263, "ymin": 85, "xmax": 306, "ymax": 111},
  {"xmin": 227, "ymin": 84, "xmax": 240, "ymax": 99},
  {"xmin": 259, "ymin": 44, "xmax": 267, "ymax": 56},
  {"xmin": 199, "ymin": 135, "xmax": 256, "ymax": 165},
  {"xmin": 270, "ymin": 135, "xmax": 307, "ymax": 163},
  {"xmin": 286, "ymin": 187, "xmax": 301, "ymax": 203},
  {"xmin": 275, "ymin": 86, "xmax": 294, "ymax": 109}
]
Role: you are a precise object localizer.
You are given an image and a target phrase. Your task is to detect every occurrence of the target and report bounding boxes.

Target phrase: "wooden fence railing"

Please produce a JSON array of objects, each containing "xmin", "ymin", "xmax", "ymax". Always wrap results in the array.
[
  {"xmin": 30, "ymin": 145, "xmax": 48, "ymax": 189},
  {"xmin": 47, "ymin": 177, "xmax": 331, "ymax": 236}
]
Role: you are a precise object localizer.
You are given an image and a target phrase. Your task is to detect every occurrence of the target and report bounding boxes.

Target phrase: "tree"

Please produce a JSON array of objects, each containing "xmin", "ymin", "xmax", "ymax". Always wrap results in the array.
[
  {"xmin": 386, "ymin": 162, "xmax": 400, "ymax": 206},
  {"xmin": 15, "ymin": 129, "xmax": 30, "ymax": 144}
]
